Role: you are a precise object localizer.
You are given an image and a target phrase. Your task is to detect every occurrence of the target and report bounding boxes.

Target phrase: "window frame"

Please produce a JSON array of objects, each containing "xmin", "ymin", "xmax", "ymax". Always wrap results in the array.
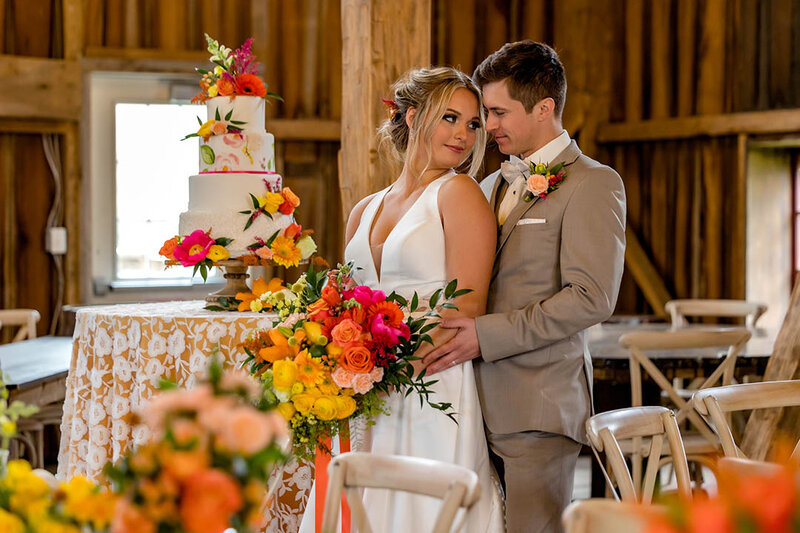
[{"xmin": 85, "ymin": 71, "xmax": 224, "ymax": 304}]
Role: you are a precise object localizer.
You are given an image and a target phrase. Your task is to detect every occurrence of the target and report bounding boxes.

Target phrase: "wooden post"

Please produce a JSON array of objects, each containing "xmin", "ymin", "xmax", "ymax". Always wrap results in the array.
[
  {"xmin": 340, "ymin": 0, "xmax": 431, "ymax": 219},
  {"xmin": 741, "ymin": 278, "xmax": 800, "ymax": 460},
  {"xmin": 63, "ymin": 121, "xmax": 81, "ymax": 305}
]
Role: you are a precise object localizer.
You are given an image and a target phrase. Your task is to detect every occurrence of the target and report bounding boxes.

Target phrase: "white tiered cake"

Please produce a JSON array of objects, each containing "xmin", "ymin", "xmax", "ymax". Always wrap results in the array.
[{"xmin": 179, "ymin": 95, "xmax": 292, "ymax": 258}]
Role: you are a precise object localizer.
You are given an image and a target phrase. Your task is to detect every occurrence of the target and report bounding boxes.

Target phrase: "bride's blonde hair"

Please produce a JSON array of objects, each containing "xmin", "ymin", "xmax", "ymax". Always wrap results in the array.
[{"xmin": 378, "ymin": 67, "xmax": 486, "ymax": 178}]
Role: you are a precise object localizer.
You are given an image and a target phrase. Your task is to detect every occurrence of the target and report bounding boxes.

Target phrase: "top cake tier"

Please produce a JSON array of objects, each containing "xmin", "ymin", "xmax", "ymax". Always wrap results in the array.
[{"xmin": 206, "ymin": 95, "xmax": 265, "ymax": 132}]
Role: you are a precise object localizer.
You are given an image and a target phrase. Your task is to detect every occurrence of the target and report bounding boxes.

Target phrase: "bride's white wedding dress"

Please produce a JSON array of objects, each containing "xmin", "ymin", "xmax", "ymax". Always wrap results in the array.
[{"xmin": 298, "ymin": 174, "xmax": 504, "ymax": 532}]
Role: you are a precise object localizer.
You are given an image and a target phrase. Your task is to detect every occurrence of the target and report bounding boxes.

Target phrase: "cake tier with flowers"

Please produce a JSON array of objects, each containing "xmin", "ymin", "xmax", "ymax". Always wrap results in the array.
[
  {"xmin": 180, "ymin": 94, "xmax": 289, "ymax": 257},
  {"xmin": 161, "ymin": 35, "xmax": 317, "ymax": 282}
]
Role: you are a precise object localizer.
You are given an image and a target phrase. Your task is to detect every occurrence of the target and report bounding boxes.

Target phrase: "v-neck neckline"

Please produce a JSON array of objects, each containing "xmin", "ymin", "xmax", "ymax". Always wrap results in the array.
[{"xmin": 366, "ymin": 176, "xmax": 448, "ymax": 284}]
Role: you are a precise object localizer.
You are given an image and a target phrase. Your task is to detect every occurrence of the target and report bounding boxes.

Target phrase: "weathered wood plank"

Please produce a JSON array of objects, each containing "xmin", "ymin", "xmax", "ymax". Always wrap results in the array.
[
  {"xmin": 741, "ymin": 277, "xmax": 800, "ymax": 460},
  {"xmin": 676, "ymin": 0, "xmax": 695, "ymax": 116},
  {"xmin": 597, "ymin": 109, "xmax": 800, "ymax": 143},
  {"xmin": 701, "ymin": 141, "xmax": 723, "ymax": 299},
  {"xmin": 268, "ymin": 119, "xmax": 340, "ymax": 141},
  {"xmin": 732, "ymin": 0, "xmax": 758, "ymax": 112},
  {"xmin": 731, "ymin": 134, "xmax": 747, "ymax": 300},
  {"xmin": 0, "ymin": 57, "xmax": 80, "ymax": 121},
  {"xmin": 159, "ymin": 0, "xmax": 184, "ymax": 51},
  {"xmin": 62, "ymin": 0, "xmax": 83, "ymax": 59},
  {"xmin": 673, "ymin": 141, "xmax": 691, "ymax": 297},
  {"xmin": 650, "ymin": 0, "xmax": 671, "ymax": 119},
  {"xmin": 280, "ymin": 0, "xmax": 302, "ymax": 118},
  {"xmin": 624, "ymin": 0, "xmax": 643, "ymax": 121},
  {"xmin": 12, "ymin": 0, "xmax": 52, "ymax": 56},
  {"xmin": 445, "ymin": 0, "xmax": 476, "ymax": 72},
  {"xmin": 104, "ymin": 0, "xmax": 124, "ymax": 48},
  {"xmin": 199, "ymin": 0, "xmax": 221, "ymax": 47},
  {"xmin": 0, "ymin": 135, "xmax": 15, "ymax": 311},
  {"xmin": 340, "ymin": 0, "xmax": 431, "ymax": 218},
  {"xmin": 624, "ymin": 225, "xmax": 672, "ymax": 319},
  {"xmin": 63, "ymin": 121, "xmax": 80, "ymax": 305},
  {"xmin": 84, "ymin": 0, "xmax": 105, "ymax": 48},
  {"xmin": 696, "ymin": 0, "xmax": 725, "ymax": 114},
  {"xmin": 769, "ymin": 0, "xmax": 792, "ymax": 108},
  {"xmin": 301, "ymin": 0, "xmax": 320, "ymax": 117}
]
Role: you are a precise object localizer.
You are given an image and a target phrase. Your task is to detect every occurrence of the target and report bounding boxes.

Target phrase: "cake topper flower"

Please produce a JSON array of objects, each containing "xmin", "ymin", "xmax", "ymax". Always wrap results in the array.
[
  {"xmin": 191, "ymin": 34, "xmax": 283, "ymax": 104},
  {"xmin": 381, "ymin": 98, "xmax": 400, "ymax": 120}
]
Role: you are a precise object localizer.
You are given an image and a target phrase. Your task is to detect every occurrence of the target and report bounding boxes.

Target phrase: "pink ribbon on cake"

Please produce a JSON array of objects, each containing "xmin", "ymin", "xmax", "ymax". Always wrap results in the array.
[{"xmin": 199, "ymin": 170, "xmax": 278, "ymax": 174}]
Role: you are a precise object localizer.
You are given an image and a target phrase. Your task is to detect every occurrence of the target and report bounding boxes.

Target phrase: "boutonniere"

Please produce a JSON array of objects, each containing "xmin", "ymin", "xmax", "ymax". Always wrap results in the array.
[{"xmin": 523, "ymin": 162, "xmax": 566, "ymax": 202}]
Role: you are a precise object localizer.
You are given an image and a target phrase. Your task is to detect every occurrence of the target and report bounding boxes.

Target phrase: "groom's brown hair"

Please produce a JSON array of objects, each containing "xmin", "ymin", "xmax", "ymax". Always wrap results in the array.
[{"xmin": 473, "ymin": 41, "xmax": 566, "ymax": 117}]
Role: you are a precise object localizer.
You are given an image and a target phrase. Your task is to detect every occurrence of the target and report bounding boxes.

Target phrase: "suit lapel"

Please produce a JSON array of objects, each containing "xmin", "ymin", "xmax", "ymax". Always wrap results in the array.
[
  {"xmin": 493, "ymin": 140, "xmax": 583, "ymax": 260},
  {"xmin": 489, "ymin": 171, "xmax": 504, "ymax": 211}
]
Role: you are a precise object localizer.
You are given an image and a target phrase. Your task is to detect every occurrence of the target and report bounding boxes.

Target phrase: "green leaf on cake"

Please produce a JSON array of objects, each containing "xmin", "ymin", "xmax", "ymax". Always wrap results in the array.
[
  {"xmin": 196, "ymin": 115, "xmax": 203, "ymax": 125},
  {"xmin": 181, "ymin": 133, "xmax": 199, "ymax": 141},
  {"xmin": 265, "ymin": 229, "xmax": 280, "ymax": 247},
  {"xmin": 230, "ymin": 120, "xmax": 246, "ymax": 125},
  {"xmin": 215, "ymin": 237, "xmax": 233, "ymax": 247},
  {"xmin": 215, "ymin": 107, "xmax": 221, "ymax": 121},
  {"xmin": 225, "ymin": 109, "xmax": 233, "ymax": 121},
  {"xmin": 249, "ymin": 193, "xmax": 260, "ymax": 209},
  {"xmin": 200, "ymin": 145, "xmax": 215, "ymax": 164},
  {"xmin": 244, "ymin": 216, "xmax": 254, "ymax": 231}
]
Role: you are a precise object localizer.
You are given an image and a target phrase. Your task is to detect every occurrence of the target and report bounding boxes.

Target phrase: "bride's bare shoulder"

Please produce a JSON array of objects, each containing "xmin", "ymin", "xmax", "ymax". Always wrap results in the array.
[
  {"xmin": 345, "ymin": 192, "xmax": 380, "ymax": 244},
  {"xmin": 438, "ymin": 173, "xmax": 493, "ymax": 216}
]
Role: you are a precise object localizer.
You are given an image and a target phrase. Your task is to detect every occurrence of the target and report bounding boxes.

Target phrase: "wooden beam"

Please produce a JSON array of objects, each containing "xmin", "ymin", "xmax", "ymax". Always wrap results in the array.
[
  {"xmin": 340, "ymin": 0, "xmax": 431, "ymax": 218},
  {"xmin": 268, "ymin": 119, "xmax": 340, "ymax": 141},
  {"xmin": 62, "ymin": 0, "xmax": 83, "ymax": 60},
  {"xmin": 0, "ymin": 119, "xmax": 71, "ymax": 134},
  {"xmin": 0, "ymin": 56, "xmax": 80, "ymax": 121},
  {"xmin": 741, "ymin": 277, "xmax": 800, "ymax": 460},
  {"xmin": 624, "ymin": 0, "xmax": 643, "ymax": 121},
  {"xmin": 597, "ymin": 109, "xmax": 800, "ymax": 143},
  {"xmin": 84, "ymin": 46, "xmax": 209, "ymax": 63},
  {"xmin": 624, "ymin": 225, "xmax": 672, "ymax": 318},
  {"xmin": 63, "ymin": 121, "xmax": 81, "ymax": 305}
]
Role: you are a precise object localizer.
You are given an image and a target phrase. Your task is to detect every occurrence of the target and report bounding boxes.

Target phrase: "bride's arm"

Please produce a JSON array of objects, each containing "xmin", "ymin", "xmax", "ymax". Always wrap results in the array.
[{"xmin": 414, "ymin": 174, "xmax": 496, "ymax": 363}]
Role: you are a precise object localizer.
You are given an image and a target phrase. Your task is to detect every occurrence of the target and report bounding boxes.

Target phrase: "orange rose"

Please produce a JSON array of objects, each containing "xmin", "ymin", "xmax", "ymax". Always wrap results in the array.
[
  {"xmin": 307, "ymin": 298, "xmax": 330, "ymax": 320},
  {"xmin": 159, "ymin": 237, "xmax": 179, "ymax": 260},
  {"xmin": 331, "ymin": 319, "xmax": 362, "ymax": 346},
  {"xmin": 180, "ymin": 469, "xmax": 243, "ymax": 533},
  {"xmin": 111, "ymin": 499, "xmax": 156, "ymax": 533},
  {"xmin": 339, "ymin": 344, "xmax": 374, "ymax": 373},
  {"xmin": 279, "ymin": 187, "xmax": 301, "ymax": 214},
  {"xmin": 527, "ymin": 174, "xmax": 549, "ymax": 196},
  {"xmin": 216, "ymin": 77, "xmax": 235, "ymax": 96},
  {"xmin": 321, "ymin": 286, "xmax": 342, "ymax": 306},
  {"xmin": 211, "ymin": 121, "xmax": 227, "ymax": 135}
]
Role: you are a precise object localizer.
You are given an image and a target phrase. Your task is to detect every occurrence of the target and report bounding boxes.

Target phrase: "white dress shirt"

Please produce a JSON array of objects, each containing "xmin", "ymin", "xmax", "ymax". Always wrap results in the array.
[{"xmin": 497, "ymin": 130, "xmax": 571, "ymax": 225}]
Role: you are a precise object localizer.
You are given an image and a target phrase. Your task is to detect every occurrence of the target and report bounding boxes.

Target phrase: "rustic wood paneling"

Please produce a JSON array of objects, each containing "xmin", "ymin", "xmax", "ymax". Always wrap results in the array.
[{"xmin": 0, "ymin": 56, "xmax": 80, "ymax": 120}]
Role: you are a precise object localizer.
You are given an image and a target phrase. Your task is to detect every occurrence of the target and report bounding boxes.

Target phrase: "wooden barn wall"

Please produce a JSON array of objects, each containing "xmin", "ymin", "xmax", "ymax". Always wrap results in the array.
[
  {"xmin": 433, "ymin": 0, "xmax": 800, "ymax": 314},
  {"xmin": 1, "ymin": 0, "xmax": 799, "ymax": 335}
]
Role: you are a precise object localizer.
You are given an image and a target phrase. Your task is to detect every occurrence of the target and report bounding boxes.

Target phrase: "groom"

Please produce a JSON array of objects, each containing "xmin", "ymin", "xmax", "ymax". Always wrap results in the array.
[{"xmin": 424, "ymin": 41, "xmax": 626, "ymax": 532}]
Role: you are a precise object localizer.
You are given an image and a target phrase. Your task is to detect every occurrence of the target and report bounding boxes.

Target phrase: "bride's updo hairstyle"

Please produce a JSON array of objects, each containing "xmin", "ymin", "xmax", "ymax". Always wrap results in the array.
[{"xmin": 378, "ymin": 67, "xmax": 486, "ymax": 178}]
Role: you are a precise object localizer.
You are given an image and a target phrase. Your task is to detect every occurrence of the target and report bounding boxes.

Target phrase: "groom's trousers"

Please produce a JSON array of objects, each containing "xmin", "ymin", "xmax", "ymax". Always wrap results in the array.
[{"xmin": 487, "ymin": 430, "xmax": 582, "ymax": 533}]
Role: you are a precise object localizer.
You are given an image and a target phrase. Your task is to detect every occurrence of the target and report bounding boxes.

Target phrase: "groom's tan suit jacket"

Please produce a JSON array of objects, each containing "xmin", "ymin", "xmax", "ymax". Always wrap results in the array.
[{"xmin": 474, "ymin": 140, "xmax": 626, "ymax": 445}]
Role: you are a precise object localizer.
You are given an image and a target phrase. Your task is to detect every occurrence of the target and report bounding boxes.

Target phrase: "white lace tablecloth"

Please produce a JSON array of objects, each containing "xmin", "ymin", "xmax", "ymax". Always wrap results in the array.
[{"xmin": 56, "ymin": 300, "xmax": 313, "ymax": 532}]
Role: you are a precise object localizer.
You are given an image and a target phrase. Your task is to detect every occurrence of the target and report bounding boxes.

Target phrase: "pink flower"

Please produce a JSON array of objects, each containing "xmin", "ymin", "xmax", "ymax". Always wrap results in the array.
[
  {"xmin": 527, "ymin": 174, "xmax": 549, "ymax": 196},
  {"xmin": 348, "ymin": 286, "xmax": 386, "ymax": 309},
  {"xmin": 255, "ymin": 246, "xmax": 273, "ymax": 260},
  {"xmin": 222, "ymin": 134, "xmax": 245, "ymax": 148},
  {"xmin": 211, "ymin": 121, "xmax": 227, "ymax": 135},
  {"xmin": 352, "ymin": 373, "xmax": 374, "ymax": 394},
  {"xmin": 370, "ymin": 314, "xmax": 410, "ymax": 345},
  {"xmin": 369, "ymin": 366, "xmax": 384, "ymax": 382},
  {"xmin": 332, "ymin": 367, "xmax": 355, "ymax": 388},
  {"xmin": 173, "ymin": 230, "xmax": 215, "ymax": 266},
  {"xmin": 277, "ymin": 312, "xmax": 306, "ymax": 329},
  {"xmin": 217, "ymin": 407, "xmax": 277, "ymax": 455}
]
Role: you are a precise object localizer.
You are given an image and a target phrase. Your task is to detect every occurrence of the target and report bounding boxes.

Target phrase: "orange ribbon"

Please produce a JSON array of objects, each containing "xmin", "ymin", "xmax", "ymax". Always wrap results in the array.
[{"xmin": 314, "ymin": 424, "xmax": 351, "ymax": 533}]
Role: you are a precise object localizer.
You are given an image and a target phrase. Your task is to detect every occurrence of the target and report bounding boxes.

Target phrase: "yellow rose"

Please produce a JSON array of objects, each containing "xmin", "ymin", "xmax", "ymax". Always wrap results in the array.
[
  {"xmin": 256, "ymin": 196, "xmax": 268, "ymax": 207},
  {"xmin": 0, "ymin": 509, "xmax": 25, "ymax": 533},
  {"xmin": 335, "ymin": 396, "xmax": 357, "ymax": 419},
  {"xmin": 292, "ymin": 393, "xmax": 316, "ymax": 415},
  {"xmin": 272, "ymin": 359, "xmax": 299, "ymax": 391},
  {"xmin": 303, "ymin": 321, "xmax": 326, "ymax": 346},
  {"xmin": 206, "ymin": 244, "xmax": 230, "ymax": 262},
  {"xmin": 197, "ymin": 119, "xmax": 215, "ymax": 138},
  {"xmin": 262, "ymin": 192, "xmax": 284, "ymax": 214},
  {"xmin": 290, "ymin": 382, "xmax": 305, "ymax": 395},
  {"xmin": 276, "ymin": 402, "xmax": 297, "ymax": 420},
  {"xmin": 208, "ymin": 84, "xmax": 219, "ymax": 97},
  {"xmin": 312, "ymin": 396, "xmax": 338, "ymax": 420}
]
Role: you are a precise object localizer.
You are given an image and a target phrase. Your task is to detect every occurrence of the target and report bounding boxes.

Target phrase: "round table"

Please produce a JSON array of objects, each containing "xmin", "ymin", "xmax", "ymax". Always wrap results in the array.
[{"xmin": 56, "ymin": 300, "xmax": 312, "ymax": 532}]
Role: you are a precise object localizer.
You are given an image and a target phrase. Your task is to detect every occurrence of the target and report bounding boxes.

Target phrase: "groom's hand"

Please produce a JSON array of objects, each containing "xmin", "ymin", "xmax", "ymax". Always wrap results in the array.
[{"xmin": 422, "ymin": 317, "xmax": 481, "ymax": 375}]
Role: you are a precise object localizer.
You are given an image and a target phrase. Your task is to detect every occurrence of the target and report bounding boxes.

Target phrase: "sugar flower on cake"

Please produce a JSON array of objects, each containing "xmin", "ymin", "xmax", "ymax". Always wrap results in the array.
[
  {"xmin": 191, "ymin": 34, "xmax": 282, "ymax": 105},
  {"xmin": 159, "ymin": 229, "xmax": 233, "ymax": 281}
]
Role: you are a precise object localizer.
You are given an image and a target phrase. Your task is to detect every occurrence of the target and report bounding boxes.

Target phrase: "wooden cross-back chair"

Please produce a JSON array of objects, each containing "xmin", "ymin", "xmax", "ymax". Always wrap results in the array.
[
  {"xmin": 563, "ymin": 498, "xmax": 663, "ymax": 533},
  {"xmin": 692, "ymin": 380, "xmax": 800, "ymax": 461},
  {"xmin": 320, "ymin": 452, "xmax": 481, "ymax": 533},
  {"xmin": 619, "ymin": 327, "xmax": 751, "ymax": 482},
  {"xmin": 665, "ymin": 299, "xmax": 767, "ymax": 330},
  {"xmin": 586, "ymin": 406, "xmax": 692, "ymax": 504},
  {"xmin": 0, "ymin": 309, "xmax": 40, "ymax": 342}
]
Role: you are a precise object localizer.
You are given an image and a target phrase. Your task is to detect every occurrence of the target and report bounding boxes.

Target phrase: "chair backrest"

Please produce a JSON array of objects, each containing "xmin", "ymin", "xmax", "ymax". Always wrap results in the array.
[
  {"xmin": 321, "ymin": 452, "xmax": 481, "ymax": 533},
  {"xmin": 563, "ymin": 498, "xmax": 662, "ymax": 533},
  {"xmin": 0, "ymin": 309, "xmax": 41, "ymax": 342},
  {"xmin": 692, "ymin": 380, "xmax": 800, "ymax": 460},
  {"xmin": 619, "ymin": 328, "xmax": 751, "ymax": 447},
  {"xmin": 665, "ymin": 299, "xmax": 767, "ymax": 330},
  {"xmin": 586, "ymin": 406, "xmax": 692, "ymax": 503}
]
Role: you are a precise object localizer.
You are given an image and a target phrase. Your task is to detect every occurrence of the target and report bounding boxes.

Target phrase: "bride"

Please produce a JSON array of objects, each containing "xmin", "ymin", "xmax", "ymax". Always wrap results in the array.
[{"xmin": 299, "ymin": 67, "xmax": 503, "ymax": 532}]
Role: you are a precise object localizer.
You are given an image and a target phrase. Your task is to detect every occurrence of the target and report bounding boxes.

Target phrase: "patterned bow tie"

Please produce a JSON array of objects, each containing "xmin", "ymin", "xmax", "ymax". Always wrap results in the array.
[{"xmin": 500, "ymin": 155, "xmax": 530, "ymax": 184}]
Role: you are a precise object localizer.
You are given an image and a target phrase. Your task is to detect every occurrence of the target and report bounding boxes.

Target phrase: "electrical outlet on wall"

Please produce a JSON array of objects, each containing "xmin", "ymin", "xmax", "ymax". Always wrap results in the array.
[{"xmin": 46, "ymin": 227, "xmax": 68, "ymax": 255}]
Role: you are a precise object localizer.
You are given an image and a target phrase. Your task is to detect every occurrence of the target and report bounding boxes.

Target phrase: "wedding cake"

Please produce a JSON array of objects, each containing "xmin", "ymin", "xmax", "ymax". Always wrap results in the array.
[
  {"xmin": 160, "ymin": 35, "xmax": 316, "ymax": 277},
  {"xmin": 178, "ymin": 95, "xmax": 291, "ymax": 257}
]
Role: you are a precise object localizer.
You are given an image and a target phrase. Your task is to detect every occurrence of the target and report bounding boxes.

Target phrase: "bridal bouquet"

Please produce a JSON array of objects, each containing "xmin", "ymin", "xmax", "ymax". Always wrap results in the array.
[
  {"xmin": 240, "ymin": 262, "xmax": 467, "ymax": 461},
  {"xmin": 103, "ymin": 351, "xmax": 290, "ymax": 533}
]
